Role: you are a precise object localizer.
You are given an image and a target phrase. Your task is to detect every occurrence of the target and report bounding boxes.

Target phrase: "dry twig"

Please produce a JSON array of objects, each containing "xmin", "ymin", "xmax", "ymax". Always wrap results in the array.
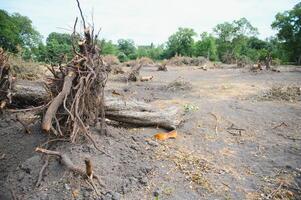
[
  {"xmin": 35, "ymin": 147, "xmax": 105, "ymax": 188},
  {"xmin": 209, "ymin": 112, "xmax": 218, "ymax": 134},
  {"xmin": 36, "ymin": 155, "xmax": 49, "ymax": 187},
  {"xmin": 272, "ymin": 122, "xmax": 288, "ymax": 129}
]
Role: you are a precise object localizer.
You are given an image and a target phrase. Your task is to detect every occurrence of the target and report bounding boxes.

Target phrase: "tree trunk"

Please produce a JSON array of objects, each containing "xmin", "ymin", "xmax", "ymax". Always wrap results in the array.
[
  {"xmin": 8, "ymin": 80, "xmax": 183, "ymax": 130},
  {"xmin": 265, "ymin": 55, "xmax": 272, "ymax": 70},
  {"xmin": 298, "ymin": 55, "xmax": 301, "ymax": 65},
  {"xmin": 11, "ymin": 79, "xmax": 52, "ymax": 108}
]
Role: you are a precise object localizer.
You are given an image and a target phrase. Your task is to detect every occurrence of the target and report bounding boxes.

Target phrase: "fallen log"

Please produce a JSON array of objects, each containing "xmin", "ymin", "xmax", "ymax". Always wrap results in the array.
[
  {"xmin": 8, "ymin": 80, "xmax": 183, "ymax": 130},
  {"xmin": 11, "ymin": 80, "xmax": 52, "ymax": 108},
  {"xmin": 105, "ymin": 96, "xmax": 182, "ymax": 130}
]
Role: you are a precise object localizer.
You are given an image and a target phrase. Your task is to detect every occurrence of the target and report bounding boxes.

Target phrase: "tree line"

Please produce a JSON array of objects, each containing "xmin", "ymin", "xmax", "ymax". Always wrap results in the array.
[{"xmin": 0, "ymin": 2, "xmax": 300, "ymax": 65}]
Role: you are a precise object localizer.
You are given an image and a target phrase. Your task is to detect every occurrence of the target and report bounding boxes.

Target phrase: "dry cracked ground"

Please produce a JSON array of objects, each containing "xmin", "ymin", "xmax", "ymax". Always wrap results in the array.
[{"xmin": 0, "ymin": 65, "xmax": 301, "ymax": 200}]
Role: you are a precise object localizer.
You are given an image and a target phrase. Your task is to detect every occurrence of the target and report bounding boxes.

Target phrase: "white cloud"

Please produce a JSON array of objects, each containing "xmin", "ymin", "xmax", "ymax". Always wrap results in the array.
[{"xmin": 1, "ymin": 0, "xmax": 299, "ymax": 45}]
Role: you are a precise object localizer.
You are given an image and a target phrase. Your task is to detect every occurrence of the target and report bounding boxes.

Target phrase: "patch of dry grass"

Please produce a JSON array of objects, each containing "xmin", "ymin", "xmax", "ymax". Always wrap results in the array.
[
  {"xmin": 103, "ymin": 55, "xmax": 120, "ymax": 66},
  {"xmin": 259, "ymin": 85, "xmax": 301, "ymax": 102},
  {"xmin": 155, "ymin": 145, "xmax": 215, "ymax": 192},
  {"xmin": 9, "ymin": 56, "xmax": 47, "ymax": 80},
  {"xmin": 259, "ymin": 171, "xmax": 299, "ymax": 200},
  {"xmin": 165, "ymin": 77, "xmax": 193, "ymax": 91}
]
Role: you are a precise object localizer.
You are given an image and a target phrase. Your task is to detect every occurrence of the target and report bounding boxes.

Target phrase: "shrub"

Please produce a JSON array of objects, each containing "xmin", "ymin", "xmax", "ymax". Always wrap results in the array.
[{"xmin": 117, "ymin": 52, "xmax": 128, "ymax": 63}]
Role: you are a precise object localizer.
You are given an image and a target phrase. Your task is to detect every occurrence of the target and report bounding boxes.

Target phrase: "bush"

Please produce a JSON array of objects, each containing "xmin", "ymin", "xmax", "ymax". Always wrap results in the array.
[
  {"xmin": 117, "ymin": 52, "xmax": 128, "ymax": 63},
  {"xmin": 236, "ymin": 55, "xmax": 253, "ymax": 68},
  {"xmin": 272, "ymin": 58, "xmax": 281, "ymax": 66}
]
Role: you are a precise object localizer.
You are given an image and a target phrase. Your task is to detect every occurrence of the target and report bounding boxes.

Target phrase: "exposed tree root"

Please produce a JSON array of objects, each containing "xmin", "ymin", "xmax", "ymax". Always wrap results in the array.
[
  {"xmin": 0, "ymin": 48, "xmax": 12, "ymax": 110},
  {"xmin": 39, "ymin": 0, "xmax": 109, "ymax": 144},
  {"xmin": 36, "ymin": 155, "xmax": 49, "ymax": 187},
  {"xmin": 35, "ymin": 147, "xmax": 105, "ymax": 188},
  {"xmin": 42, "ymin": 71, "xmax": 76, "ymax": 132}
]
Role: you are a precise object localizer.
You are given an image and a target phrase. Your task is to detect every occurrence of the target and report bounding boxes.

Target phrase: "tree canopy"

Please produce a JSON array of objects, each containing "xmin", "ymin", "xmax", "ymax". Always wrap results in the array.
[
  {"xmin": 0, "ymin": 9, "xmax": 41, "ymax": 53},
  {"xmin": 272, "ymin": 2, "xmax": 301, "ymax": 64},
  {"xmin": 1, "ymin": 3, "xmax": 300, "ymax": 65},
  {"xmin": 166, "ymin": 28, "xmax": 196, "ymax": 58}
]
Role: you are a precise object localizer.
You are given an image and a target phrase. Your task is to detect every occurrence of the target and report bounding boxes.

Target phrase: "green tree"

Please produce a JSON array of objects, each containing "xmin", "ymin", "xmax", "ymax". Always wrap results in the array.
[
  {"xmin": 136, "ymin": 43, "xmax": 164, "ymax": 60},
  {"xmin": 272, "ymin": 2, "xmax": 301, "ymax": 64},
  {"xmin": 166, "ymin": 28, "xmax": 196, "ymax": 58},
  {"xmin": 214, "ymin": 18, "xmax": 258, "ymax": 62},
  {"xmin": 0, "ymin": 9, "xmax": 41, "ymax": 53},
  {"xmin": 194, "ymin": 32, "xmax": 218, "ymax": 61},
  {"xmin": 99, "ymin": 39, "xmax": 119, "ymax": 55},
  {"xmin": 45, "ymin": 32, "xmax": 73, "ymax": 64},
  {"xmin": 117, "ymin": 39, "xmax": 136, "ymax": 59}
]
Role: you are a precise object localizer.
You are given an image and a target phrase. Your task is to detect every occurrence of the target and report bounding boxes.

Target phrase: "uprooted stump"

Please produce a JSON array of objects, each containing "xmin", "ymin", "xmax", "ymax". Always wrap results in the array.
[
  {"xmin": 128, "ymin": 63, "xmax": 142, "ymax": 81},
  {"xmin": 39, "ymin": 13, "xmax": 109, "ymax": 144},
  {"xmin": 0, "ymin": 48, "xmax": 11, "ymax": 110},
  {"xmin": 157, "ymin": 64, "xmax": 168, "ymax": 71}
]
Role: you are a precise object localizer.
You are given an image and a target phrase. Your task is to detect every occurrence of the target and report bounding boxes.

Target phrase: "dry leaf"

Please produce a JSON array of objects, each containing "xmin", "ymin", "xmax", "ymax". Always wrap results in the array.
[{"xmin": 154, "ymin": 130, "xmax": 177, "ymax": 141}]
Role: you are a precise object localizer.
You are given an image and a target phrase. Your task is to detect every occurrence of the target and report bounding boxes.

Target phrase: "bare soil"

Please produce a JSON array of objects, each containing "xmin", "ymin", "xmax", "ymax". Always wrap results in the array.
[{"xmin": 1, "ymin": 65, "xmax": 300, "ymax": 200}]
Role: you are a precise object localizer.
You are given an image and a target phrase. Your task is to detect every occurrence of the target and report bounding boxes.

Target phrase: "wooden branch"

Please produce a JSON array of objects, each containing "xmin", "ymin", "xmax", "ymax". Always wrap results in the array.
[
  {"xmin": 140, "ymin": 75, "xmax": 153, "ymax": 82},
  {"xmin": 42, "ymin": 71, "xmax": 76, "ymax": 132},
  {"xmin": 76, "ymin": 0, "xmax": 86, "ymax": 29},
  {"xmin": 36, "ymin": 155, "xmax": 49, "ymax": 187},
  {"xmin": 35, "ymin": 147, "xmax": 105, "ymax": 187}
]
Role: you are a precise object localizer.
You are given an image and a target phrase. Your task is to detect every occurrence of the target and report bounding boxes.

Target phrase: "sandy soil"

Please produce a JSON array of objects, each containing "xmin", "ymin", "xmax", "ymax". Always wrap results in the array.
[{"xmin": 0, "ymin": 65, "xmax": 300, "ymax": 200}]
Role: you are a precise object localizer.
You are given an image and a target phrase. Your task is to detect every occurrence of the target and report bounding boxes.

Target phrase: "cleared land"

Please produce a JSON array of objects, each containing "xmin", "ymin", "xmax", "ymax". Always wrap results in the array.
[{"xmin": 1, "ymin": 65, "xmax": 300, "ymax": 199}]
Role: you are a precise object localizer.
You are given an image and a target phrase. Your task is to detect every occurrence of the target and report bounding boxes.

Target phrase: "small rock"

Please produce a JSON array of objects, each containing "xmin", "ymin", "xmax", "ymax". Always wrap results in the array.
[
  {"xmin": 131, "ymin": 136, "xmax": 138, "ymax": 142},
  {"xmin": 82, "ymin": 190, "xmax": 89, "ymax": 198},
  {"xmin": 130, "ymin": 145, "xmax": 138, "ymax": 151},
  {"xmin": 111, "ymin": 192, "xmax": 121, "ymax": 200},
  {"xmin": 139, "ymin": 177, "xmax": 148, "ymax": 186},
  {"xmin": 147, "ymin": 140, "xmax": 159, "ymax": 147},
  {"xmin": 0, "ymin": 121, "xmax": 8, "ymax": 128},
  {"xmin": 64, "ymin": 184, "xmax": 71, "ymax": 190},
  {"xmin": 153, "ymin": 188, "xmax": 160, "ymax": 197},
  {"xmin": 141, "ymin": 166, "xmax": 153, "ymax": 174}
]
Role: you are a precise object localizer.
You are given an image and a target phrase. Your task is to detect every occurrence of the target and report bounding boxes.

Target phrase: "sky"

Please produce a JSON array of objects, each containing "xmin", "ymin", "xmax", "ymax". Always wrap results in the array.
[{"xmin": 1, "ymin": 0, "xmax": 299, "ymax": 45}]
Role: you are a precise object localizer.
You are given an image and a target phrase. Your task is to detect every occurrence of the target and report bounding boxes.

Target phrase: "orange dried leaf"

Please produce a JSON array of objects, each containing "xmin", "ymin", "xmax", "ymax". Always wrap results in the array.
[{"xmin": 154, "ymin": 130, "xmax": 177, "ymax": 141}]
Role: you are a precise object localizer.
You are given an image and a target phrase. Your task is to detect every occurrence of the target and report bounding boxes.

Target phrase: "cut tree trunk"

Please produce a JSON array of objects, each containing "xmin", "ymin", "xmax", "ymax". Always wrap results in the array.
[
  {"xmin": 8, "ymin": 80, "xmax": 183, "ymax": 130},
  {"xmin": 11, "ymin": 80, "xmax": 52, "ymax": 108},
  {"xmin": 105, "ymin": 96, "xmax": 182, "ymax": 130}
]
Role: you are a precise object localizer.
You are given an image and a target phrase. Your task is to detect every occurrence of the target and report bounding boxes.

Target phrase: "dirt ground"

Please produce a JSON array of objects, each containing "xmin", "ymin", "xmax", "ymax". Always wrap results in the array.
[{"xmin": 0, "ymin": 65, "xmax": 300, "ymax": 200}]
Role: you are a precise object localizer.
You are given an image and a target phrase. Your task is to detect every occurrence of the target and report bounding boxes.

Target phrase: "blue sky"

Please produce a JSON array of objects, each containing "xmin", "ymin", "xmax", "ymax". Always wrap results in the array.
[{"xmin": 1, "ymin": 0, "xmax": 299, "ymax": 45}]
